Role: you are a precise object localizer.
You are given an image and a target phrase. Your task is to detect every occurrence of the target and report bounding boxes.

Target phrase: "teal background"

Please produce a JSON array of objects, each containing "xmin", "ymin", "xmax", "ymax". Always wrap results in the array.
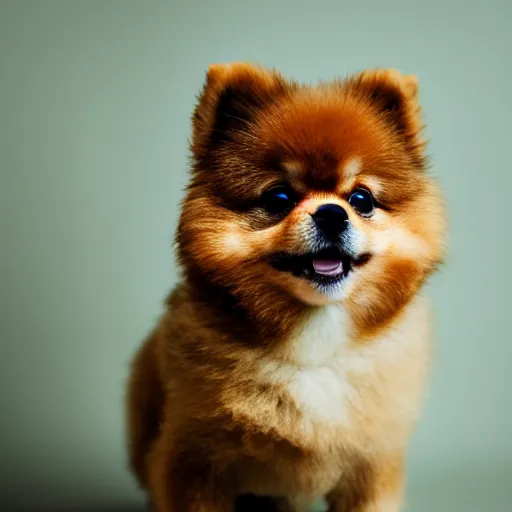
[{"xmin": 2, "ymin": 1, "xmax": 511, "ymax": 510}]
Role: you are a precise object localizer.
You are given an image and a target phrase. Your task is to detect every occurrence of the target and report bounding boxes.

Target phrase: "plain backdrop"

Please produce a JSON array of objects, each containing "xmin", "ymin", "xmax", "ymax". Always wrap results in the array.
[{"xmin": 2, "ymin": 1, "xmax": 511, "ymax": 510}]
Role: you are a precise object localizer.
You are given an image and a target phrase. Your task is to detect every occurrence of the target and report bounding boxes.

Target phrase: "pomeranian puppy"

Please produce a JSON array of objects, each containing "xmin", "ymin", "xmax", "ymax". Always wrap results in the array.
[{"xmin": 126, "ymin": 63, "xmax": 446, "ymax": 512}]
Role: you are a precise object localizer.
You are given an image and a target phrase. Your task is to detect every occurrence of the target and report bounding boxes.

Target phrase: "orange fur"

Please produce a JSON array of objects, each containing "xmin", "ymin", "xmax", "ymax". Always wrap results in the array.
[{"xmin": 125, "ymin": 63, "xmax": 446, "ymax": 512}]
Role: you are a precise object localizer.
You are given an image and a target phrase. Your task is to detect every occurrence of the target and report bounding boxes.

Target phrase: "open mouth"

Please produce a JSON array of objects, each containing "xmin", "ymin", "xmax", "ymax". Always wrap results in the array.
[{"xmin": 270, "ymin": 246, "xmax": 365, "ymax": 285}]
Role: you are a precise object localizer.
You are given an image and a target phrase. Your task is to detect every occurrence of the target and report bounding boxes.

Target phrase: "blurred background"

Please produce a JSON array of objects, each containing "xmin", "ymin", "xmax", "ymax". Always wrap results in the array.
[{"xmin": 2, "ymin": 1, "xmax": 511, "ymax": 510}]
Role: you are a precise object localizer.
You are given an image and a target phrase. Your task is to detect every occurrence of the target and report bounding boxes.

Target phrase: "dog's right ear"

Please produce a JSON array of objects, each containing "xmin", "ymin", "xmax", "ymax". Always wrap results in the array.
[{"xmin": 191, "ymin": 62, "xmax": 289, "ymax": 160}]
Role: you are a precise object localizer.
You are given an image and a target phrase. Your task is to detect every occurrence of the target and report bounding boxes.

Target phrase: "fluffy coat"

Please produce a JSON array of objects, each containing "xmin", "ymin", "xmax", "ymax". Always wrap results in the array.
[{"xmin": 125, "ymin": 63, "xmax": 446, "ymax": 512}]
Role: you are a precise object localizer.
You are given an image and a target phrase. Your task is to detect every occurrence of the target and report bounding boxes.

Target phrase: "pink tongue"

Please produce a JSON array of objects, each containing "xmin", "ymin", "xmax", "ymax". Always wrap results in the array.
[{"xmin": 312, "ymin": 259, "xmax": 343, "ymax": 276}]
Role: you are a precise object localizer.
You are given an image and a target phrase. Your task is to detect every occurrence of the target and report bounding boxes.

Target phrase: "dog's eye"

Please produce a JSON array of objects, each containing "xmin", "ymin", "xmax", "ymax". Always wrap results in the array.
[
  {"xmin": 348, "ymin": 188, "xmax": 374, "ymax": 216},
  {"xmin": 261, "ymin": 186, "xmax": 296, "ymax": 214}
]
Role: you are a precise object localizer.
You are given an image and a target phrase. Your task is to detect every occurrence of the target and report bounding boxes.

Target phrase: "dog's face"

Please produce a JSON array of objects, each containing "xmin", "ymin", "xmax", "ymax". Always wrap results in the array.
[{"xmin": 178, "ymin": 63, "xmax": 446, "ymax": 335}]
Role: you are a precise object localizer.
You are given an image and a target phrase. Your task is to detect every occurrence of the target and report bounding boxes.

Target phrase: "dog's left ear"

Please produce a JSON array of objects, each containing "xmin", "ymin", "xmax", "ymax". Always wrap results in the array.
[
  {"xmin": 191, "ymin": 62, "xmax": 290, "ymax": 160},
  {"xmin": 349, "ymin": 69, "xmax": 426, "ymax": 167}
]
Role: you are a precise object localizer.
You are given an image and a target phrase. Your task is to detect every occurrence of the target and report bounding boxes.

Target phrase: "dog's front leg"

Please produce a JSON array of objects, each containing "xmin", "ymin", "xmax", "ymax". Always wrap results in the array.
[{"xmin": 148, "ymin": 432, "xmax": 234, "ymax": 512}]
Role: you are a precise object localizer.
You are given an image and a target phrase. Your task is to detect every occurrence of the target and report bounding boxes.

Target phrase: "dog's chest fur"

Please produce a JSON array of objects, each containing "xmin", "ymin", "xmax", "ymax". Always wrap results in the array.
[
  {"xmin": 255, "ymin": 300, "xmax": 427, "ymax": 432},
  {"xmin": 232, "ymin": 299, "xmax": 429, "ymax": 502},
  {"xmin": 281, "ymin": 304, "xmax": 355, "ymax": 426},
  {"xmin": 234, "ymin": 305, "xmax": 359, "ymax": 501}
]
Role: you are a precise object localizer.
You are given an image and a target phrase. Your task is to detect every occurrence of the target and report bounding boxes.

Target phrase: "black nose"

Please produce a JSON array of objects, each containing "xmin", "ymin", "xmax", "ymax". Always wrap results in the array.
[{"xmin": 312, "ymin": 203, "xmax": 348, "ymax": 238}]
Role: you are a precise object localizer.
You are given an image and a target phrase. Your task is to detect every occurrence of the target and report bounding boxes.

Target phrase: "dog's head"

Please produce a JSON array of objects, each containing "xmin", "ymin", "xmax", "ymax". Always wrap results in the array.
[{"xmin": 177, "ymin": 63, "xmax": 446, "ymax": 335}]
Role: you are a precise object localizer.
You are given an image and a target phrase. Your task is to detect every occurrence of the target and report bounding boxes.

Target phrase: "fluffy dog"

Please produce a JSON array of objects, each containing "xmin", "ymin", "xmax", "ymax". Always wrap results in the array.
[{"xmin": 126, "ymin": 63, "xmax": 446, "ymax": 512}]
